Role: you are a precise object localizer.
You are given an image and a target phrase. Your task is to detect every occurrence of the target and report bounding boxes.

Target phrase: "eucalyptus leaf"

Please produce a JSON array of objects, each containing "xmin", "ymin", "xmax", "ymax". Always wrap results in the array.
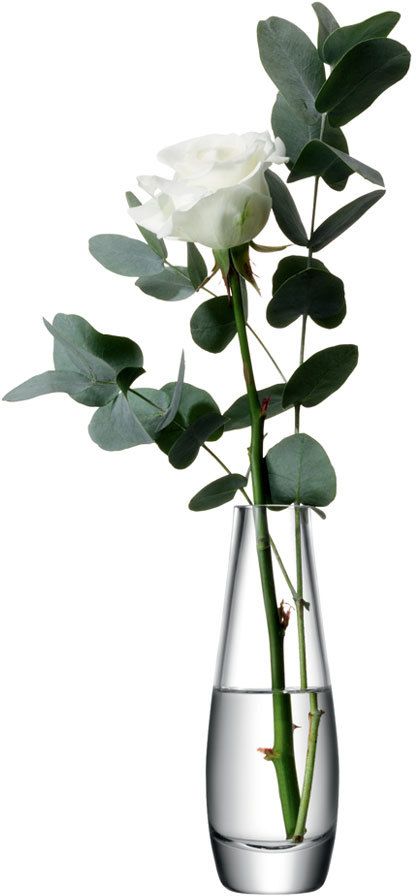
[
  {"xmin": 189, "ymin": 474, "xmax": 248, "ymax": 511},
  {"xmin": 88, "ymin": 392, "xmax": 155, "ymax": 451},
  {"xmin": 51, "ymin": 313, "xmax": 143, "ymax": 407},
  {"xmin": 154, "ymin": 352, "xmax": 185, "ymax": 433},
  {"xmin": 116, "ymin": 366, "xmax": 145, "ymax": 394},
  {"xmin": 89, "ymin": 234, "xmax": 164, "ymax": 276},
  {"xmin": 312, "ymin": 3, "xmax": 340, "ymax": 60},
  {"xmin": 187, "ymin": 243, "xmax": 208, "ymax": 289},
  {"xmin": 265, "ymin": 170, "xmax": 308, "ymax": 247},
  {"xmin": 266, "ymin": 433, "xmax": 336, "ymax": 506},
  {"xmin": 288, "ymin": 141, "xmax": 384, "ymax": 188},
  {"xmin": 257, "ymin": 17, "xmax": 325, "ymax": 123},
  {"xmin": 282, "ymin": 345, "xmax": 359, "ymax": 408},
  {"xmin": 137, "ymin": 266, "xmax": 195, "ymax": 301},
  {"xmin": 3, "ymin": 370, "xmax": 92, "ymax": 402},
  {"xmin": 315, "ymin": 37, "xmax": 411, "ymax": 127},
  {"xmin": 190, "ymin": 295, "xmax": 236, "ymax": 353},
  {"xmin": 272, "ymin": 255, "xmax": 326, "ymax": 295},
  {"xmin": 127, "ymin": 388, "xmax": 171, "ymax": 440},
  {"xmin": 155, "ymin": 383, "xmax": 222, "ymax": 455},
  {"xmin": 310, "ymin": 189, "xmax": 385, "ymax": 252},
  {"xmin": 224, "ymin": 385, "xmax": 287, "ymax": 431},
  {"xmin": 271, "ymin": 93, "xmax": 321, "ymax": 165},
  {"xmin": 168, "ymin": 412, "xmax": 225, "ymax": 470},
  {"xmin": 267, "ymin": 267, "xmax": 346, "ymax": 329},
  {"xmin": 323, "ymin": 11, "xmax": 401, "ymax": 66},
  {"xmin": 271, "ymin": 94, "xmax": 349, "ymax": 190},
  {"xmin": 125, "ymin": 191, "xmax": 167, "ymax": 259}
]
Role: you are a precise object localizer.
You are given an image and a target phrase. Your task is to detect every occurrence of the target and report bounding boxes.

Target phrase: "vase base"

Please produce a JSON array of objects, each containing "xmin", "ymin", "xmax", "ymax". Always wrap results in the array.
[{"xmin": 210, "ymin": 829, "xmax": 335, "ymax": 894}]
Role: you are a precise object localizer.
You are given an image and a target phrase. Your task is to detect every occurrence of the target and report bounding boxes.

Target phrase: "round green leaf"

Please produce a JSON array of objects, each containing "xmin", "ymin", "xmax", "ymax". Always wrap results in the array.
[
  {"xmin": 267, "ymin": 267, "xmax": 346, "ymax": 329},
  {"xmin": 190, "ymin": 296, "xmax": 236, "ymax": 353},
  {"xmin": 89, "ymin": 234, "xmax": 164, "ymax": 276},
  {"xmin": 266, "ymin": 433, "xmax": 336, "ymax": 506},
  {"xmin": 315, "ymin": 37, "xmax": 411, "ymax": 127},
  {"xmin": 282, "ymin": 344, "xmax": 359, "ymax": 408},
  {"xmin": 88, "ymin": 393, "xmax": 154, "ymax": 451},
  {"xmin": 189, "ymin": 474, "xmax": 248, "ymax": 511}
]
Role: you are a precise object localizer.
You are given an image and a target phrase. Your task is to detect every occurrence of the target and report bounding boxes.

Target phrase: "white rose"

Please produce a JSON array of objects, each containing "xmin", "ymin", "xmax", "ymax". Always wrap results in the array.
[{"xmin": 129, "ymin": 132, "xmax": 288, "ymax": 251}]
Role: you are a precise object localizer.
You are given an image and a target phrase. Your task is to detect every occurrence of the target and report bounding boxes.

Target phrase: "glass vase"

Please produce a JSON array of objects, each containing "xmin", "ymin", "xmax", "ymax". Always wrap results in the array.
[{"xmin": 206, "ymin": 505, "xmax": 338, "ymax": 894}]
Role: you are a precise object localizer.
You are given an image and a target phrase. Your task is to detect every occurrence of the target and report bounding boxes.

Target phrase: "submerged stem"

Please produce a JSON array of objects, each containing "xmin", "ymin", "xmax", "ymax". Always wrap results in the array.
[{"xmin": 293, "ymin": 692, "xmax": 324, "ymax": 842}]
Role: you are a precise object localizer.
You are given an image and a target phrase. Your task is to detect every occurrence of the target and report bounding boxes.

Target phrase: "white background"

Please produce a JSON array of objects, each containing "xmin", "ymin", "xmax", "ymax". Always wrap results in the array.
[{"xmin": 1, "ymin": 1, "xmax": 415, "ymax": 893}]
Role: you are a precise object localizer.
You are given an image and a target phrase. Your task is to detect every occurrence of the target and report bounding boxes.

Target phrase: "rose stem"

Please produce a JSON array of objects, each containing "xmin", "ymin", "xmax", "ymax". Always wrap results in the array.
[{"xmin": 229, "ymin": 260, "xmax": 300, "ymax": 838}]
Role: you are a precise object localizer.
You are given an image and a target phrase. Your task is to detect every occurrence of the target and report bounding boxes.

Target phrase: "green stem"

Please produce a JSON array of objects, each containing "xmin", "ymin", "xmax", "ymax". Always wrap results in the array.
[
  {"xmin": 246, "ymin": 322, "xmax": 287, "ymax": 382},
  {"xmin": 229, "ymin": 262, "xmax": 300, "ymax": 838},
  {"xmin": 292, "ymin": 119, "xmax": 327, "ymax": 841},
  {"xmin": 295, "ymin": 508, "xmax": 307, "ymax": 690},
  {"xmin": 293, "ymin": 692, "xmax": 324, "ymax": 842}
]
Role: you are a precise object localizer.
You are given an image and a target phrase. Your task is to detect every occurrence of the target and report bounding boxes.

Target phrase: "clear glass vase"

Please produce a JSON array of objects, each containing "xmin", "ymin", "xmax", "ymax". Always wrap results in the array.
[{"xmin": 206, "ymin": 505, "xmax": 338, "ymax": 894}]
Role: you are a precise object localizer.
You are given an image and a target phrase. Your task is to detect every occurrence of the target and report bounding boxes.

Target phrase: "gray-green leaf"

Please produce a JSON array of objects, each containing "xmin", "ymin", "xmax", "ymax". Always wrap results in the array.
[
  {"xmin": 168, "ymin": 412, "xmax": 225, "ymax": 469},
  {"xmin": 189, "ymin": 474, "xmax": 248, "ymax": 511},
  {"xmin": 155, "ymin": 382, "xmax": 222, "ymax": 455},
  {"xmin": 288, "ymin": 140, "xmax": 384, "ymax": 188},
  {"xmin": 187, "ymin": 243, "xmax": 208, "ymax": 289},
  {"xmin": 224, "ymin": 385, "xmax": 287, "ymax": 431},
  {"xmin": 154, "ymin": 352, "xmax": 185, "ymax": 433},
  {"xmin": 89, "ymin": 234, "xmax": 164, "ymax": 276},
  {"xmin": 3, "ymin": 370, "xmax": 92, "ymax": 402},
  {"xmin": 282, "ymin": 345, "xmax": 358, "ymax": 408},
  {"xmin": 190, "ymin": 296, "xmax": 236, "ymax": 353},
  {"xmin": 266, "ymin": 433, "xmax": 336, "ymax": 506},
  {"xmin": 315, "ymin": 37, "xmax": 411, "ymax": 127},
  {"xmin": 258, "ymin": 17, "xmax": 325, "ymax": 123},
  {"xmin": 137, "ymin": 267, "xmax": 195, "ymax": 301},
  {"xmin": 322, "ymin": 11, "xmax": 401, "ymax": 66},
  {"xmin": 312, "ymin": 3, "xmax": 340, "ymax": 60},
  {"xmin": 265, "ymin": 170, "xmax": 308, "ymax": 247},
  {"xmin": 267, "ymin": 267, "xmax": 346, "ymax": 329},
  {"xmin": 310, "ymin": 189, "xmax": 385, "ymax": 252},
  {"xmin": 88, "ymin": 392, "xmax": 155, "ymax": 451},
  {"xmin": 50, "ymin": 313, "xmax": 143, "ymax": 407},
  {"xmin": 125, "ymin": 192, "xmax": 167, "ymax": 259}
]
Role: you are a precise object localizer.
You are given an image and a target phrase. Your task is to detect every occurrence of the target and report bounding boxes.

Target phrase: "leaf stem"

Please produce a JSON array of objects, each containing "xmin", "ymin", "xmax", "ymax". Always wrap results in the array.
[
  {"xmin": 202, "ymin": 443, "xmax": 252, "ymax": 505},
  {"xmin": 246, "ymin": 322, "xmax": 287, "ymax": 382}
]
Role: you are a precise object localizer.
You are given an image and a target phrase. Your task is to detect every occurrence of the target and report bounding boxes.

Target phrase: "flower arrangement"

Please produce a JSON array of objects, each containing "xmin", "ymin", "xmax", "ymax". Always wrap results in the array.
[{"xmin": 4, "ymin": 1, "xmax": 411, "ymax": 866}]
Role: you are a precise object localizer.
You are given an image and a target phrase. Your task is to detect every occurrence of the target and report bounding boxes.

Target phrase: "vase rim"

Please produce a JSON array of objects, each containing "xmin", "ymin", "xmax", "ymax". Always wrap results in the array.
[{"xmin": 233, "ymin": 503, "xmax": 326, "ymax": 519}]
